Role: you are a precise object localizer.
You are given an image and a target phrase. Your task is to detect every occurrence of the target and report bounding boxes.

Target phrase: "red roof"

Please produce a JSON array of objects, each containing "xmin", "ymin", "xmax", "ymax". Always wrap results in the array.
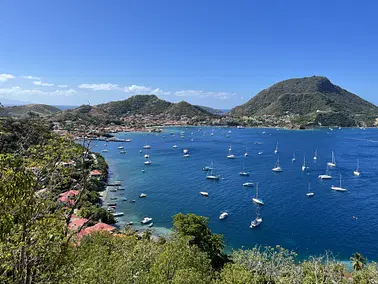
[
  {"xmin": 59, "ymin": 190, "xmax": 79, "ymax": 205},
  {"xmin": 78, "ymin": 222, "xmax": 115, "ymax": 238},
  {"xmin": 69, "ymin": 217, "xmax": 89, "ymax": 230},
  {"xmin": 90, "ymin": 170, "xmax": 102, "ymax": 176},
  {"xmin": 59, "ymin": 189, "xmax": 79, "ymax": 197}
]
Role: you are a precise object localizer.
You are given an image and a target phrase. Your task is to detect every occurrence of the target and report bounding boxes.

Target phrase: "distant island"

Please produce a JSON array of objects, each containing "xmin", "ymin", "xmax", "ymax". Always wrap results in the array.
[{"xmin": 1, "ymin": 76, "xmax": 377, "ymax": 135}]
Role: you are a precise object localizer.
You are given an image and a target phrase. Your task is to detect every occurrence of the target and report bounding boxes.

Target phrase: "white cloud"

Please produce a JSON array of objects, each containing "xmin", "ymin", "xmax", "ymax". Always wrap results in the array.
[
  {"xmin": 0, "ymin": 74, "xmax": 15, "ymax": 82},
  {"xmin": 123, "ymin": 84, "xmax": 151, "ymax": 94},
  {"xmin": 33, "ymin": 81, "xmax": 54, "ymax": 87},
  {"xmin": 78, "ymin": 83, "xmax": 119, "ymax": 91},
  {"xmin": 57, "ymin": 84, "xmax": 68, "ymax": 88},
  {"xmin": 123, "ymin": 85, "xmax": 170, "ymax": 95},
  {"xmin": 0, "ymin": 86, "xmax": 76, "ymax": 97},
  {"xmin": 174, "ymin": 90, "xmax": 235, "ymax": 100},
  {"xmin": 21, "ymin": 75, "xmax": 41, "ymax": 80}
]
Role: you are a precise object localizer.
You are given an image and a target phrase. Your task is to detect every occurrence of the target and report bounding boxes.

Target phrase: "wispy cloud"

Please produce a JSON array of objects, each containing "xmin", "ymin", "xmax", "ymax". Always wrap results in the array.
[
  {"xmin": 57, "ymin": 84, "xmax": 68, "ymax": 88},
  {"xmin": 174, "ymin": 90, "xmax": 235, "ymax": 100},
  {"xmin": 21, "ymin": 75, "xmax": 41, "ymax": 80},
  {"xmin": 33, "ymin": 81, "xmax": 54, "ymax": 87},
  {"xmin": 123, "ymin": 85, "xmax": 170, "ymax": 95},
  {"xmin": 78, "ymin": 83, "xmax": 119, "ymax": 91},
  {"xmin": 0, "ymin": 74, "xmax": 15, "ymax": 82},
  {"xmin": 0, "ymin": 86, "xmax": 76, "ymax": 97}
]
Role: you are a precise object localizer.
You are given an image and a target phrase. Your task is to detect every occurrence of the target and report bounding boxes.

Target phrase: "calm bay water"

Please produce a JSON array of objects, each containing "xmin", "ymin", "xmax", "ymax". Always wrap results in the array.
[{"xmin": 96, "ymin": 127, "xmax": 378, "ymax": 261}]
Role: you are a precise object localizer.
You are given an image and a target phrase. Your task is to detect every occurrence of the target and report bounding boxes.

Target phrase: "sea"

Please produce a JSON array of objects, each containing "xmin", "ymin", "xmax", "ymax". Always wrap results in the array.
[{"xmin": 93, "ymin": 126, "xmax": 378, "ymax": 261}]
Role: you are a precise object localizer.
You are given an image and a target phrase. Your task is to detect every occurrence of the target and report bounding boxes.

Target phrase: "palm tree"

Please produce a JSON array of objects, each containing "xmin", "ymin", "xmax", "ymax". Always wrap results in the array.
[{"xmin": 350, "ymin": 252, "xmax": 367, "ymax": 271}]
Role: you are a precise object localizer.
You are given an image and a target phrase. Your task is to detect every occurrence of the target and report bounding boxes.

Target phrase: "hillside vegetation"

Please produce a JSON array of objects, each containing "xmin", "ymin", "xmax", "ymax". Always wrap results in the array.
[
  {"xmin": 230, "ymin": 76, "xmax": 378, "ymax": 127},
  {"xmin": 53, "ymin": 95, "xmax": 215, "ymax": 124},
  {"xmin": 0, "ymin": 104, "xmax": 61, "ymax": 118}
]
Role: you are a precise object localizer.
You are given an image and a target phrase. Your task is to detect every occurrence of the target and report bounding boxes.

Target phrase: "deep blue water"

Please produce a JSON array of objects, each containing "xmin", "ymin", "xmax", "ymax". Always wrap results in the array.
[{"xmin": 95, "ymin": 127, "xmax": 378, "ymax": 261}]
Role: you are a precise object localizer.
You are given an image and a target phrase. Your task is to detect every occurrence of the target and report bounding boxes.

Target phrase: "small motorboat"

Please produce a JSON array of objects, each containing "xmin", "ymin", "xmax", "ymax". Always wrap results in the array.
[
  {"xmin": 200, "ymin": 192, "xmax": 209, "ymax": 197},
  {"xmin": 219, "ymin": 212, "xmax": 228, "ymax": 220},
  {"xmin": 139, "ymin": 193, "xmax": 147, "ymax": 198},
  {"xmin": 127, "ymin": 221, "xmax": 133, "ymax": 225},
  {"xmin": 141, "ymin": 217, "xmax": 152, "ymax": 224},
  {"xmin": 112, "ymin": 212, "xmax": 124, "ymax": 217},
  {"xmin": 144, "ymin": 160, "xmax": 152, "ymax": 165},
  {"xmin": 173, "ymin": 145, "xmax": 178, "ymax": 148},
  {"xmin": 148, "ymin": 223, "xmax": 154, "ymax": 228},
  {"xmin": 243, "ymin": 182, "xmax": 254, "ymax": 187}
]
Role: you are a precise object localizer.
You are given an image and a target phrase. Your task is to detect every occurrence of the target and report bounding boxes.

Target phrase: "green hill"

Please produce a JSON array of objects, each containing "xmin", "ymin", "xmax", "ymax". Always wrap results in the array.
[
  {"xmin": 0, "ymin": 104, "xmax": 61, "ymax": 118},
  {"xmin": 53, "ymin": 95, "xmax": 215, "ymax": 123},
  {"xmin": 230, "ymin": 76, "xmax": 378, "ymax": 127}
]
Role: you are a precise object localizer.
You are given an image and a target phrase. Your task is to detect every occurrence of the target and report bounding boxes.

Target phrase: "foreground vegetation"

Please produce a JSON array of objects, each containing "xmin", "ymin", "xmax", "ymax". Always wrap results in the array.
[{"xmin": 0, "ymin": 118, "xmax": 377, "ymax": 283}]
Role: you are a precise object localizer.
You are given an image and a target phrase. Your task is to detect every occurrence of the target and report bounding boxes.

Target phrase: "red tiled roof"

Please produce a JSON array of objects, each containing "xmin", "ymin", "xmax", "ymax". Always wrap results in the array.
[
  {"xmin": 90, "ymin": 170, "xmax": 102, "ymax": 176},
  {"xmin": 69, "ymin": 217, "xmax": 89, "ymax": 230},
  {"xmin": 59, "ymin": 190, "xmax": 79, "ymax": 205},
  {"xmin": 78, "ymin": 222, "xmax": 115, "ymax": 238},
  {"xmin": 59, "ymin": 189, "xmax": 79, "ymax": 198}
]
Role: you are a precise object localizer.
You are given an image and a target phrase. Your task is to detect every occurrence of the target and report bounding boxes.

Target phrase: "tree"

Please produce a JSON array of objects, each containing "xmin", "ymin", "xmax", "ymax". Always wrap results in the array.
[
  {"xmin": 172, "ymin": 213, "xmax": 228, "ymax": 269},
  {"xmin": 350, "ymin": 252, "xmax": 367, "ymax": 271}
]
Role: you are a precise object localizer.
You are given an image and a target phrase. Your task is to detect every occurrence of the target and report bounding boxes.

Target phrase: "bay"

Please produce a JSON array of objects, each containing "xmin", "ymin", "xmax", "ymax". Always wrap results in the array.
[{"xmin": 96, "ymin": 127, "xmax": 378, "ymax": 261}]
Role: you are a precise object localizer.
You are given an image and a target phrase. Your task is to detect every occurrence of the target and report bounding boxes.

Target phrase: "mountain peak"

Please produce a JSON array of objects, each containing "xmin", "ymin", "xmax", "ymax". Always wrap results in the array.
[{"xmin": 230, "ymin": 76, "xmax": 378, "ymax": 126}]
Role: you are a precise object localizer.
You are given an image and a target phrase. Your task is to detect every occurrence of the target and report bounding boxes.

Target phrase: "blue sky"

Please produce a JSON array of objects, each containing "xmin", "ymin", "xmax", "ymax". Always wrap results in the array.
[{"xmin": 0, "ymin": 0, "xmax": 377, "ymax": 108}]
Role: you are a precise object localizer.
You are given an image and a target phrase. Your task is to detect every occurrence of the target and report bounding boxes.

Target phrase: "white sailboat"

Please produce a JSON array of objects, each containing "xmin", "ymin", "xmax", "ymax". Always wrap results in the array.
[
  {"xmin": 274, "ymin": 142, "xmax": 279, "ymax": 154},
  {"xmin": 331, "ymin": 174, "xmax": 347, "ymax": 192},
  {"xmin": 144, "ymin": 149, "xmax": 150, "ymax": 159},
  {"xmin": 318, "ymin": 166, "xmax": 332, "ymax": 179},
  {"xmin": 244, "ymin": 145, "xmax": 248, "ymax": 157},
  {"xmin": 301, "ymin": 155, "xmax": 308, "ymax": 172},
  {"xmin": 252, "ymin": 183, "xmax": 264, "ymax": 205},
  {"xmin": 227, "ymin": 145, "xmax": 236, "ymax": 159},
  {"xmin": 327, "ymin": 151, "xmax": 336, "ymax": 168},
  {"xmin": 239, "ymin": 160, "xmax": 250, "ymax": 176},
  {"xmin": 292, "ymin": 152, "xmax": 296, "ymax": 162},
  {"xmin": 353, "ymin": 159, "xmax": 361, "ymax": 176},
  {"xmin": 250, "ymin": 208, "xmax": 262, "ymax": 228},
  {"xmin": 206, "ymin": 162, "xmax": 220, "ymax": 180},
  {"xmin": 306, "ymin": 182, "xmax": 314, "ymax": 197},
  {"xmin": 272, "ymin": 156, "xmax": 283, "ymax": 172},
  {"xmin": 313, "ymin": 149, "xmax": 318, "ymax": 161}
]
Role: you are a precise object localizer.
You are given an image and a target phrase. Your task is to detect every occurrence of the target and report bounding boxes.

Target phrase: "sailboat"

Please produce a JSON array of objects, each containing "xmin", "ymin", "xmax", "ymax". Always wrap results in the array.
[
  {"xmin": 313, "ymin": 149, "xmax": 318, "ymax": 161},
  {"xmin": 252, "ymin": 183, "xmax": 264, "ymax": 205},
  {"xmin": 144, "ymin": 149, "xmax": 150, "ymax": 159},
  {"xmin": 244, "ymin": 145, "xmax": 248, "ymax": 157},
  {"xmin": 202, "ymin": 162, "xmax": 213, "ymax": 171},
  {"xmin": 292, "ymin": 152, "xmax": 296, "ymax": 162},
  {"xmin": 206, "ymin": 162, "xmax": 220, "ymax": 180},
  {"xmin": 274, "ymin": 142, "xmax": 279, "ymax": 154},
  {"xmin": 318, "ymin": 166, "xmax": 332, "ymax": 179},
  {"xmin": 327, "ymin": 151, "xmax": 336, "ymax": 167},
  {"xmin": 250, "ymin": 208, "xmax": 262, "ymax": 228},
  {"xmin": 227, "ymin": 145, "xmax": 236, "ymax": 159},
  {"xmin": 331, "ymin": 174, "xmax": 347, "ymax": 191},
  {"xmin": 353, "ymin": 159, "xmax": 361, "ymax": 176},
  {"xmin": 306, "ymin": 182, "xmax": 314, "ymax": 197},
  {"xmin": 143, "ymin": 138, "xmax": 151, "ymax": 149},
  {"xmin": 272, "ymin": 156, "xmax": 283, "ymax": 172},
  {"xmin": 301, "ymin": 155, "xmax": 308, "ymax": 172},
  {"xmin": 239, "ymin": 160, "xmax": 250, "ymax": 176}
]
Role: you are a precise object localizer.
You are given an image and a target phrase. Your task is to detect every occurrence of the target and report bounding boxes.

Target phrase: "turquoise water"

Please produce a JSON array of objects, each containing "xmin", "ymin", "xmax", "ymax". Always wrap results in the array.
[{"xmin": 96, "ymin": 127, "xmax": 378, "ymax": 260}]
